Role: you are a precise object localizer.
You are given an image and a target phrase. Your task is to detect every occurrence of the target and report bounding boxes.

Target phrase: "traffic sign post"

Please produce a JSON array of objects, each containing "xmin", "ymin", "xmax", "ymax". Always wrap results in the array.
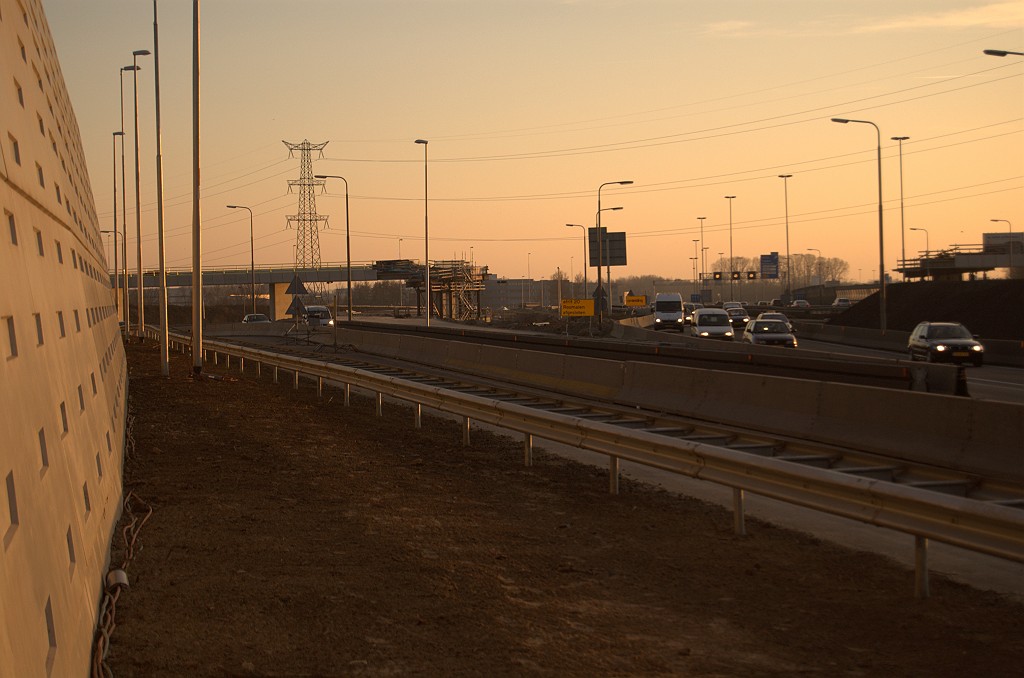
[{"xmin": 561, "ymin": 299, "xmax": 595, "ymax": 317}]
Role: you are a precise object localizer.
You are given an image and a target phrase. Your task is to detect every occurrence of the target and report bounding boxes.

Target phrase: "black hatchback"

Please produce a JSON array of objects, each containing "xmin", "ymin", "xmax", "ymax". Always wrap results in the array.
[{"xmin": 907, "ymin": 322, "xmax": 984, "ymax": 366}]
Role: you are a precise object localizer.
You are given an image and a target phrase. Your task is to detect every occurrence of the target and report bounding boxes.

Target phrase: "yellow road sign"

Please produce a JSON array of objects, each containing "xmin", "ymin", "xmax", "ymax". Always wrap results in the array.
[
  {"xmin": 560, "ymin": 299, "xmax": 595, "ymax": 317},
  {"xmin": 624, "ymin": 295, "xmax": 648, "ymax": 307}
]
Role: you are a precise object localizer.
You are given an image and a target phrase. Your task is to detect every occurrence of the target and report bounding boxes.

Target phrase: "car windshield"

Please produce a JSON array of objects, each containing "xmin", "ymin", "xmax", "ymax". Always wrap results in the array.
[
  {"xmin": 751, "ymin": 321, "xmax": 789, "ymax": 334},
  {"xmin": 655, "ymin": 300, "xmax": 682, "ymax": 312},
  {"xmin": 761, "ymin": 313, "xmax": 788, "ymax": 322},
  {"xmin": 699, "ymin": 314, "xmax": 730, "ymax": 326},
  {"xmin": 927, "ymin": 325, "xmax": 971, "ymax": 340},
  {"xmin": 727, "ymin": 309, "xmax": 746, "ymax": 317}
]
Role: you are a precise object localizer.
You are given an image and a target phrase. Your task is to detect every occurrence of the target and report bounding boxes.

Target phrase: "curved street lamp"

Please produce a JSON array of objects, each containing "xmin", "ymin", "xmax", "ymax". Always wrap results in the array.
[
  {"xmin": 131, "ymin": 49, "xmax": 151, "ymax": 342},
  {"xmin": 119, "ymin": 65, "xmax": 138, "ymax": 335},
  {"xmin": 565, "ymin": 223, "xmax": 586, "ymax": 298},
  {"xmin": 414, "ymin": 140, "xmax": 429, "ymax": 326},
  {"xmin": 891, "ymin": 136, "xmax": 909, "ymax": 277},
  {"xmin": 983, "ymin": 49, "xmax": 1024, "ymax": 57},
  {"xmin": 778, "ymin": 176, "xmax": 792, "ymax": 301},
  {"xmin": 596, "ymin": 180, "xmax": 633, "ymax": 322},
  {"xmin": 226, "ymin": 205, "xmax": 256, "ymax": 314},
  {"xmin": 831, "ymin": 117, "xmax": 886, "ymax": 331},
  {"xmin": 313, "ymin": 174, "xmax": 352, "ymax": 321}
]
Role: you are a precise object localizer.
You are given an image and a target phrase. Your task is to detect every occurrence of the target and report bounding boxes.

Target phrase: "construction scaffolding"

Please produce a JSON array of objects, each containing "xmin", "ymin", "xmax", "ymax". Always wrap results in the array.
[
  {"xmin": 283, "ymin": 139, "xmax": 329, "ymax": 296},
  {"xmin": 374, "ymin": 258, "xmax": 488, "ymax": 320}
]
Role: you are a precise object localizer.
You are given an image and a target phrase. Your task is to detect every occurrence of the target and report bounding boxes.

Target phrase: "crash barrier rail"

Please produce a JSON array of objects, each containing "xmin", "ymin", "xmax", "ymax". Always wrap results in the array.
[
  {"xmin": 326, "ymin": 326, "xmax": 1022, "ymax": 484},
  {"xmin": 208, "ymin": 319, "xmax": 962, "ymax": 395},
  {"xmin": 792, "ymin": 322, "xmax": 1024, "ymax": 368},
  {"xmin": 155, "ymin": 329, "xmax": 1023, "ymax": 599}
]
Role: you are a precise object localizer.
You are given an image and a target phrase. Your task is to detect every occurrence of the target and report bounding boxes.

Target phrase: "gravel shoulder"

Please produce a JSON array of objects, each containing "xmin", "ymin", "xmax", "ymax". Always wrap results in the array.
[{"xmin": 105, "ymin": 342, "xmax": 1024, "ymax": 677}]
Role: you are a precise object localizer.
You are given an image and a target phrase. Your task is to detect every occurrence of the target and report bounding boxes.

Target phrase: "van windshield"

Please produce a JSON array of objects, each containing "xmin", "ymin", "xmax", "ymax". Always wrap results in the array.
[{"xmin": 655, "ymin": 300, "xmax": 682, "ymax": 313}]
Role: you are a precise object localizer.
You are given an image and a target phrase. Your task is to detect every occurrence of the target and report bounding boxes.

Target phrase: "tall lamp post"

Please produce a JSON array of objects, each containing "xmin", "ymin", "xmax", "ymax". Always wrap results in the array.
[
  {"xmin": 596, "ymin": 180, "xmax": 633, "ymax": 323},
  {"xmin": 891, "ymin": 136, "xmax": 909, "ymax": 277},
  {"xmin": 566, "ymin": 223, "xmax": 587, "ymax": 298},
  {"xmin": 152, "ymin": 0, "xmax": 169, "ymax": 376},
  {"xmin": 910, "ymin": 227, "xmax": 929, "ymax": 280},
  {"xmin": 313, "ymin": 174, "xmax": 352, "ymax": 321},
  {"xmin": 118, "ymin": 66, "xmax": 137, "ymax": 334},
  {"xmin": 414, "ymin": 140, "xmax": 429, "ymax": 326},
  {"xmin": 725, "ymin": 196, "xmax": 736, "ymax": 301},
  {"xmin": 110, "ymin": 131, "xmax": 124, "ymax": 320},
  {"xmin": 226, "ymin": 206, "xmax": 256, "ymax": 314},
  {"xmin": 692, "ymin": 239, "xmax": 700, "ymax": 296},
  {"xmin": 778, "ymin": 175, "xmax": 792, "ymax": 302},
  {"xmin": 831, "ymin": 117, "xmax": 886, "ymax": 332},
  {"xmin": 991, "ymin": 219, "xmax": 1014, "ymax": 275},
  {"xmin": 697, "ymin": 216, "xmax": 706, "ymax": 287},
  {"xmin": 131, "ymin": 48, "xmax": 151, "ymax": 341}
]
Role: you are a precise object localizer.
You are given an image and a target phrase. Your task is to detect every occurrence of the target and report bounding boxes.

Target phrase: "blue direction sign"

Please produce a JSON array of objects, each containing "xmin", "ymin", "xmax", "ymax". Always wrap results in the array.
[{"xmin": 760, "ymin": 252, "xmax": 780, "ymax": 279}]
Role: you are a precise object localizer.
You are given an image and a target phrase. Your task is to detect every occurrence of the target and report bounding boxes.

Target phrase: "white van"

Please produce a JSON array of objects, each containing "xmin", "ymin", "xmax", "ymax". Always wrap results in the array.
[
  {"xmin": 689, "ymin": 308, "xmax": 734, "ymax": 340},
  {"xmin": 652, "ymin": 293, "xmax": 684, "ymax": 331}
]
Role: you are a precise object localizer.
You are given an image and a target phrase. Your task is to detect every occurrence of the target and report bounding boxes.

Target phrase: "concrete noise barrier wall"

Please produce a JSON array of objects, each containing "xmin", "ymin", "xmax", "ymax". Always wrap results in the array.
[{"xmin": 333, "ymin": 327, "xmax": 1022, "ymax": 484}]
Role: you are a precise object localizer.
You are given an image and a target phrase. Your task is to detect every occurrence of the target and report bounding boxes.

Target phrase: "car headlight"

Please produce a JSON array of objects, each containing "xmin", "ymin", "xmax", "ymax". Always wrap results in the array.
[
  {"xmin": 699, "ymin": 331, "xmax": 709, "ymax": 336},
  {"xmin": 655, "ymin": 318, "xmax": 662, "ymax": 323},
  {"xmin": 676, "ymin": 318, "xmax": 683, "ymax": 323},
  {"xmin": 935, "ymin": 345, "xmax": 947, "ymax": 352},
  {"xmin": 971, "ymin": 345, "xmax": 983, "ymax": 352},
  {"xmin": 725, "ymin": 331, "xmax": 733, "ymax": 337}
]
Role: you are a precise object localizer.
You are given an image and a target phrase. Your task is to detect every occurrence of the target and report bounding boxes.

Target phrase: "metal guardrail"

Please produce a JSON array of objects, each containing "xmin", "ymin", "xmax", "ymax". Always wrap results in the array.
[{"xmin": 157, "ymin": 329, "xmax": 1023, "ymax": 597}]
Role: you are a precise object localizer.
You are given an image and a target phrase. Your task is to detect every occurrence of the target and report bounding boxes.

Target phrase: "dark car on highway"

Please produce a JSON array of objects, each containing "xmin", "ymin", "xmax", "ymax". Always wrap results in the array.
[{"xmin": 907, "ymin": 321, "xmax": 984, "ymax": 366}]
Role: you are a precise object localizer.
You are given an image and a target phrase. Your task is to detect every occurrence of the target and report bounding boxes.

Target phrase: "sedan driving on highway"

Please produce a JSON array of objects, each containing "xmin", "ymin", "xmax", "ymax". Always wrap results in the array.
[
  {"xmin": 755, "ymin": 312, "xmax": 794, "ymax": 332},
  {"xmin": 742, "ymin": 319, "xmax": 797, "ymax": 347},
  {"xmin": 242, "ymin": 313, "xmax": 271, "ymax": 323},
  {"xmin": 726, "ymin": 307, "xmax": 750, "ymax": 328},
  {"xmin": 907, "ymin": 322, "xmax": 984, "ymax": 366},
  {"xmin": 690, "ymin": 308, "xmax": 734, "ymax": 340}
]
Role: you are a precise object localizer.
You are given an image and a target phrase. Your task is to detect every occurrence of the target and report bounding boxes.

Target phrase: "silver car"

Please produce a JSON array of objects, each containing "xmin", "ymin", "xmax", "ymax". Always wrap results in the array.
[{"xmin": 742, "ymin": 319, "xmax": 797, "ymax": 347}]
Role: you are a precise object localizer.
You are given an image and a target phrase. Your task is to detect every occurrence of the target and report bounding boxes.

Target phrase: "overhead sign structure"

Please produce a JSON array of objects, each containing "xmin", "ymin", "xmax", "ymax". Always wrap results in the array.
[
  {"xmin": 561, "ymin": 299, "xmax": 595, "ymax": 317},
  {"xmin": 760, "ymin": 252, "xmax": 780, "ymax": 279},
  {"xmin": 624, "ymin": 294, "xmax": 647, "ymax": 307},
  {"xmin": 587, "ymin": 228, "xmax": 628, "ymax": 267}
]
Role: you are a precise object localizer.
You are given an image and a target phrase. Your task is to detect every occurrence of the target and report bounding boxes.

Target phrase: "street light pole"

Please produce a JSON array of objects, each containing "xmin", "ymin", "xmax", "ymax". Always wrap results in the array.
[
  {"xmin": 226, "ymin": 206, "xmax": 256, "ymax": 314},
  {"xmin": 891, "ymin": 136, "xmax": 909, "ymax": 278},
  {"xmin": 152, "ymin": 0, "xmax": 169, "ymax": 376},
  {"xmin": 778, "ymin": 175, "xmax": 792, "ymax": 302},
  {"xmin": 131, "ymin": 48, "xmax": 151, "ymax": 342},
  {"xmin": 697, "ymin": 216, "xmax": 706, "ymax": 288},
  {"xmin": 831, "ymin": 117, "xmax": 886, "ymax": 332},
  {"xmin": 414, "ymin": 140, "xmax": 429, "ymax": 326},
  {"xmin": 725, "ymin": 196, "xmax": 736, "ymax": 301},
  {"xmin": 119, "ymin": 66, "xmax": 137, "ymax": 335},
  {"xmin": 110, "ymin": 132, "xmax": 124, "ymax": 320},
  {"xmin": 910, "ymin": 227, "xmax": 929, "ymax": 280},
  {"xmin": 692, "ymin": 239, "xmax": 699, "ymax": 296},
  {"xmin": 596, "ymin": 181, "xmax": 633, "ymax": 323},
  {"xmin": 313, "ymin": 175, "xmax": 352, "ymax": 321},
  {"xmin": 565, "ymin": 224, "xmax": 587, "ymax": 298},
  {"xmin": 991, "ymin": 219, "xmax": 1014, "ymax": 275}
]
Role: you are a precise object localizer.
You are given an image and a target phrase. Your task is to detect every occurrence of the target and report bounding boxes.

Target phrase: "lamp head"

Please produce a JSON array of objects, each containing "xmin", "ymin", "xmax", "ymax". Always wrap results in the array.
[
  {"xmin": 113, "ymin": 131, "xmax": 125, "ymax": 137},
  {"xmin": 121, "ymin": 65, "xmax": 139, "ymax": 72},
  {"xmin": 227, "ymin": 205, "xmax": 240, "ymax": 209},
  {"xmin": 617, "ymin": 180, "xmax": 633, "ymax": 186},
  {"xmin": 983, "ymin": 49, "xmax": 1008, "ymax": 57},
  {"xmin": 831, "ymin": 117, "xmax": 850, "ymax": 124},
  {"xmin": 414, "ymin": 139, "xmax": 428, "ymax": 145},
  {"xmin": 778, "ymin": 174, "xmax": 792, "ymax": 179},
  {"xmin": 891, "ymin": 136, "xmax": 909, "ymax": 141},
  {"xmin": 133, "ymin": 49, "xmax": 151, "ymax": 57},
  {"xmin": 725, "ymin": 195, "xmax": 736, "ymax": 199}
]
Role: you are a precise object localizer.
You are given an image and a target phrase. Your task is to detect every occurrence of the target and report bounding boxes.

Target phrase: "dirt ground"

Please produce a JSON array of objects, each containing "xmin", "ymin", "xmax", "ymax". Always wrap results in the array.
[{"xmin": 104, "ymin": 342, "xmax": 1023, "ymax": 677}]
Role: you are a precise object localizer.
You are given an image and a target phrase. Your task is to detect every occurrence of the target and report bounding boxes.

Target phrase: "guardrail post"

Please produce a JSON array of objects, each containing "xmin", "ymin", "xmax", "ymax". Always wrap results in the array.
[
  {"xmin": 415, "ymin": 403, "xmax": 422, "ymax": 429},
  {"xmin": 293, "ymin": 371, "xmax": 299, "ymax": 390},
  {"xmin": 225, "ymin": 354, "xmax": 230, "ymax": 369},
  {"xmin": 213, "ymin": 351, "xmax": 218, "ymax": 366},
  {"xmin": 463, "ymin": 417, "xmax": 470, "ymax": 446},
  {"xmin": 239, "ymin": 357, "xmax": 244, "ymax": 374},
  {"xmin": 376, "ymin": 392, "xmax": 383, "ymax": 417},
  {"xmin": 273, "ymin": 365, "xmax": 278, "ymax": 384},
  {"xmin": 609, "ymin": 457, "xmax": 620, "ymax": 494},
  {"xmin": 915, "ymin": 536, "xmax": 930, "ymax": 599},
  {"xmin": 524, "ymin": 433, "xmax": 533, "ymax": 466},
  {"xmin": 317, "ymin": 376, "xmax": 323, "ymax": 399},
  {"xmin": 344, "ymin": 383, "xmax": 350, "ymax": 407},
  {"xmin": 733, "ymin": 488, "xmax": 747, "ymax": 536},
  {"xmin": 256, "ymin": 361, "xmax": 261, "ymax": 377}
]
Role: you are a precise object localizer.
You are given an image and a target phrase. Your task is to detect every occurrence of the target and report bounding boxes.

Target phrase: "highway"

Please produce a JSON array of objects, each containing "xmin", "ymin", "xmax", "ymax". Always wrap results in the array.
[{"xmin": 795, "ymin": 337, "xmax": 1024, "ymax": 403}]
